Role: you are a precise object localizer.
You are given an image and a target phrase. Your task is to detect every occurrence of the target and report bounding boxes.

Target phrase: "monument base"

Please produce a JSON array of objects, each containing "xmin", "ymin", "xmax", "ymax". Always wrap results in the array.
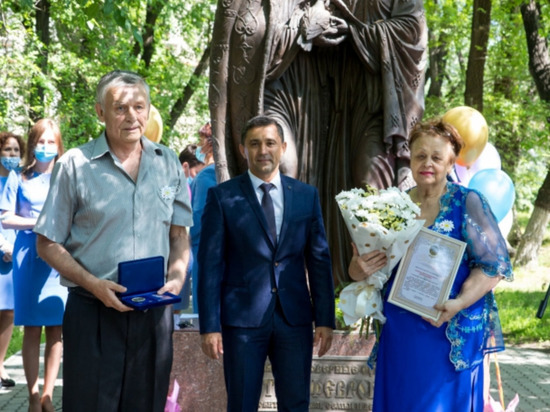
[
  {"xmin": 169, "ymin": 328, "xmax": 226, "ymax": 411},
  {"xmin": 260, "ymin": 331, "xmax": 375, "ymax": 412},
  {"xmin": 169, "ymin": 330, "xmax": 375, "ymax": 411}
]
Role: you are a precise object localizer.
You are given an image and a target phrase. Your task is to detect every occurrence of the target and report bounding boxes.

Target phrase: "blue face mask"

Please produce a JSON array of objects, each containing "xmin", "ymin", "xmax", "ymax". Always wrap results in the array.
[
  {"xmin": 34, "ymin": 144, "xmax": 58, "ymax": 163},
  {"xmin": 187, "ymin": 176, "xmax": 194, "ymax": 187},
  {"xmin": 195, "ymin": 146, "xmax": 206, "ymax": 163},
  {"xmin": 0, "ymin": 156, "xmax": 20, "ymax": 171}
]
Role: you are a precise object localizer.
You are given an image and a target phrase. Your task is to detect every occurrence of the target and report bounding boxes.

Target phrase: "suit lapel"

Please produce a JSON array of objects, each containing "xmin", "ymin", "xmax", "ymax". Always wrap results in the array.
[{"xmin": 239, "ymin": 174, "xmax": 277, "ymax": 249}]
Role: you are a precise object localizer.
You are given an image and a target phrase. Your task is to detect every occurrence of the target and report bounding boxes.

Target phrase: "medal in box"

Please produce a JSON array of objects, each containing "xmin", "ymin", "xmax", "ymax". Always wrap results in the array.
[{"xmin": 118, "ymin": 256, "xmax": 181, "ymax": 310}]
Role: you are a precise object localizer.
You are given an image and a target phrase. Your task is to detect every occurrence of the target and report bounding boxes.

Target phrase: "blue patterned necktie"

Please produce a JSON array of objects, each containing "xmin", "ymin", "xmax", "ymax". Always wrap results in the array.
[{"xmin": 260, "ymin": 183, "xmax": 277, "ymax": 244}]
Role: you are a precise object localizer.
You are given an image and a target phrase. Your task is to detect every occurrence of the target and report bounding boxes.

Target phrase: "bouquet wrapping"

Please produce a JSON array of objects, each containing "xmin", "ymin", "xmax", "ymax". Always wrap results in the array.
[
  {"xmin": 336, "ymin": 186, "xmax": 424, "ymax": 325},
  {"xmin": 484, "ymin": 394, "xmax": 519, "ymax": 412}
]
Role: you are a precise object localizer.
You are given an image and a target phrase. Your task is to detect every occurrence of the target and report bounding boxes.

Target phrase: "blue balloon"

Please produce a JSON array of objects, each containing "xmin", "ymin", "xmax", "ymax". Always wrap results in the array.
[{"xmin": 468, "ymin": 169, "xmax": 515, "ymax": 222}]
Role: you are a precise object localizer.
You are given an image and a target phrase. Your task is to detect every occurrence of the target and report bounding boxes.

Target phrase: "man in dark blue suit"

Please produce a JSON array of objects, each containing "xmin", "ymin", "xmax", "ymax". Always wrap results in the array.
[{"xmin": 198, "ymin": 116, "xmax": 335, "ymax": 411}]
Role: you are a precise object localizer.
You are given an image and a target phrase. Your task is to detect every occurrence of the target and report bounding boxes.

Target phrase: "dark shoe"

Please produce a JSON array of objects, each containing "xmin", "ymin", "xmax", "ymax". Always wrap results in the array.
[
  {"xmin": 178, "ymin": 320, "xmax": 193, "ymax": 329},
  {"xmin": 1, "ymin": 377, "xmax": 15, "ymax": 387}
]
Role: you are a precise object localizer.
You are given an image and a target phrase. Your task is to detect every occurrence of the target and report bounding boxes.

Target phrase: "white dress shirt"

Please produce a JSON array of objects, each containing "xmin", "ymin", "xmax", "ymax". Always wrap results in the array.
[{"xmin": 248, "ymin": 170, "xmax": 284, "ymax": 240}]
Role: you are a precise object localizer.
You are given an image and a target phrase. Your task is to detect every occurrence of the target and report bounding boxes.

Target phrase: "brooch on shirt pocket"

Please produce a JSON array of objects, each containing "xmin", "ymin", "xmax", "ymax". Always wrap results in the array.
[{"xmin": 159, "ymin": 184, "xmax": 181, "ymax": 201}]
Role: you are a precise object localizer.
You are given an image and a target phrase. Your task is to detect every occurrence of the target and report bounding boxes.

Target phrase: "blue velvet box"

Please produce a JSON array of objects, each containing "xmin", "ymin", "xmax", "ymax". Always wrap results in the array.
[{"xmin": 118, "ymin": 256, "xmax": 181, "ymax": 310}]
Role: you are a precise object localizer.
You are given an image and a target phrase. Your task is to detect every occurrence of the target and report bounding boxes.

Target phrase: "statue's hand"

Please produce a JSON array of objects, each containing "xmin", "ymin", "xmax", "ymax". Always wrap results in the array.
[
  {"xmin": 312, "ymin": 16, "xmax": 348, "ymax": 47},
  {"xmin": 329, "ymin": 16, "xmax": 349, "ymax": 35}
]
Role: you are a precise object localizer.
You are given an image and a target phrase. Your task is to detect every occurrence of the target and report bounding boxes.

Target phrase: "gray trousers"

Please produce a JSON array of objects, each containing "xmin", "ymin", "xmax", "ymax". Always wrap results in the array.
[{"xmin": 62, "ymin": 288, "xmax": 173, "ymax": 412}]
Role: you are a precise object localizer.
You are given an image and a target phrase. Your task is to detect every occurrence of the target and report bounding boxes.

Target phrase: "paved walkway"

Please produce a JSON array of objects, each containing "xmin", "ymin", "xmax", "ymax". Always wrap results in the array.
[
  {"xmin": 0, "ymin": 345, "xmax": 548, "ymax": 411},
  {"xmin": 0, "ymin": 345, "xmax": 62, "ymax": 412}
]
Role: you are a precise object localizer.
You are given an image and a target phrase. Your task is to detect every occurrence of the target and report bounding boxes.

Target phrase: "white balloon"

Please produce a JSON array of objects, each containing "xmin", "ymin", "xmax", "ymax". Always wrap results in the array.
[
  {"xmin": 498, "ymin": 209, "xmax": 513, "ymax": 239},
  {"xmin": 453, "ymin": 142, "xmax": 501, "ymax": 187},
  {"xmin": 469, "ymin": 142, "xmax": 501, "ymax": 174},
  {"xmin": 454, "ymin": 164, "xmax": 474, "ymax": 186}
]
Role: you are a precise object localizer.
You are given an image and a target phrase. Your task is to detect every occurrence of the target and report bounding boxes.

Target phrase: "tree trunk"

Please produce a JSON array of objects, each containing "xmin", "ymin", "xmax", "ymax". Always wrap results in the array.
[
  {"xmin": 521, "ymin": 0, "xmax": 550, "ymax": 99},
  {"xmin": 464, "ymin": 0, "xmax": 492, "ymax": 111},
  {"xmin": 515, "ymin": 170, "xmax": 550, "ymax": 266},
  {"xmin": 168, "ymin": 45, "xmax": 211, "ymax": 129},
  {"xmin": 426, "ymin": 28, "xmax": 448, "ymax": 98},
  {"xmin": 515, "ymin": 1, "xmax": 550, "ymax": 266},
  {"xmin": 30, "ymin": 0, "xmax": 51, "ymax": 122},
  {"xmin": 133, "ymin": 1, "xmax": 165, "ymax": 69}
]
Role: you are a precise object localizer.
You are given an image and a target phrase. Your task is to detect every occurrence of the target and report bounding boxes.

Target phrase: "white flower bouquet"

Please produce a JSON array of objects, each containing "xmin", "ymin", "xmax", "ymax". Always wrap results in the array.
[{"xmin": 336, "ymin": 186, "xmax": 424, "ymax": 325}]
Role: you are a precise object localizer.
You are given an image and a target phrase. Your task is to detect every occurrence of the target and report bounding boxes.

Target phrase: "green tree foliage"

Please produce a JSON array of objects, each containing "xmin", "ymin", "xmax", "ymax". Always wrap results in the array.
[
  {"xmin": 0, "ymin": 0, "xmax": 215, "ymax": 150},
  {"xmin": 424, "ymin": 0, "xmax": 549, "ymax": 217}
]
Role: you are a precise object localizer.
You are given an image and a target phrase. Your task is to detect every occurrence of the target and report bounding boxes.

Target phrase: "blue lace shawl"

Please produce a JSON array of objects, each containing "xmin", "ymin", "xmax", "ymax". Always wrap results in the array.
[{"xmin": 431, "ymin": 183, "xmax": 513, "ymax": 371}]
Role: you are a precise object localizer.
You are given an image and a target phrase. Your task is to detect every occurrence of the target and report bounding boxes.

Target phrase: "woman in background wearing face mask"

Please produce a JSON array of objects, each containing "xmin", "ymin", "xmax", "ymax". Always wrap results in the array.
[
  {"xmin": 0, "ymin": 119, "xmax": 67, "ymax": 412},
  {"xmin": 194, "ymin": 122, "xmax": 213, "ymax": 166},
  {"xmin": 0, "ymin": 131, "xmax": 25, "ymax": 389}
]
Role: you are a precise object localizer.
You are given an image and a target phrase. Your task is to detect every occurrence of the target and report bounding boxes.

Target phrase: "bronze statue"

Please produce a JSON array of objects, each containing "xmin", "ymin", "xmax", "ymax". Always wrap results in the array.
[{"xmin": 209, "ymin": 0, "xmax": 428, "ymax": 284}]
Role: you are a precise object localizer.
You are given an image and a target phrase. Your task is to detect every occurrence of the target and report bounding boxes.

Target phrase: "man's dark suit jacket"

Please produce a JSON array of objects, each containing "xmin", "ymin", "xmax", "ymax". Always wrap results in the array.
[{"xmin": 198, "ymin": 172, "xmax": 335, "ymax": 333}]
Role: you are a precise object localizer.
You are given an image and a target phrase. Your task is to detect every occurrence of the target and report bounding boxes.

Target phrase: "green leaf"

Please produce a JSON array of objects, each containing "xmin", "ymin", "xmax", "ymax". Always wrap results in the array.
[
  {"xmin": 84, "ymin": 3, "xmax": 100, "ymax": 19},
  {"xmin": 133, "ymin": 28, "xmax": 143, "ymax": 47},
  {"xmin": 103, "ymin": 0, "xmax": 114, "ymax": 16},
  {"xmin": 113, "ymin": 8, "xmax": 127, "ymax": 28}
]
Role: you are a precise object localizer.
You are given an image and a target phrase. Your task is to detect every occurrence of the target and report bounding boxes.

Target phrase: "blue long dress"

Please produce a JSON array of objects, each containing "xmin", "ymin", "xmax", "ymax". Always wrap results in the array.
[
  {"xmin": 0, "ymin": 175, "xmax": 16, "ymax": 310},
  {"xmin": 0, "ymin": 171, "xmax": 67, "ymax": 326},
  {"xmin": 373, "ymin": 183, "xmax": 513, "ymax": 412}
]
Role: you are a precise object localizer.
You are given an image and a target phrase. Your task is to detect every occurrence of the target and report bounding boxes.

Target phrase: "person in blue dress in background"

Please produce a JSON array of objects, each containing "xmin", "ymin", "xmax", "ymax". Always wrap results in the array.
[
  {"xmin": 0, "ymin": 131, "xmax": 25, "ymax": 388},
  {"xmin": 349, "ymin": 119, "xmax": 513, "ymax": 411},
  {"xmin": 0, "ymin": 119, "xmax": 67, "ymax": 412}
]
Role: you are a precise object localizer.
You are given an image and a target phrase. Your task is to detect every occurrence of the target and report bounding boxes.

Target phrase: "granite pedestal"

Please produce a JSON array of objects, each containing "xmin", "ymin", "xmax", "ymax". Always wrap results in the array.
[
  {"xmin": 169, "ymin": 328, "xmax": 227, "ymax": 411},
  {"xmin": 170, "ymin": 329, "xmax": 374, "ymax": 411}
]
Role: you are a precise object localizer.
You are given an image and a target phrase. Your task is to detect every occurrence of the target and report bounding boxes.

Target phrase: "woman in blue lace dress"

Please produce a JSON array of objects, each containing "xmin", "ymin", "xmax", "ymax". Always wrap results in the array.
[
  {"xmin": 0, "ymin": 119, "xmax": 67, "ymax": 412},
  {"xmin": 349, "ymin": 119, "xmax": 513, "ymax": 411}
]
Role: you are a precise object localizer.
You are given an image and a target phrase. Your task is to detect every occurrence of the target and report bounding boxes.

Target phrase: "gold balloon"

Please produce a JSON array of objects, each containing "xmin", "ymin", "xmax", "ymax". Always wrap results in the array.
[
  {"xmin": 442, "ymin": 106, "xmax": 488, "ymax": 166},
  {"xmin": 144, "ymin": 104, "xmax": 163, "ymax": 143}
]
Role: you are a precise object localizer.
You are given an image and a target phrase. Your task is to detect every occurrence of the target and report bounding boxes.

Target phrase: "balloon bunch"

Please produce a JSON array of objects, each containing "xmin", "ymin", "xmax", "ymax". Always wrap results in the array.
[{"xmin": 443, "ymin": 107, "xmax": 515, "ymax": 235}]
